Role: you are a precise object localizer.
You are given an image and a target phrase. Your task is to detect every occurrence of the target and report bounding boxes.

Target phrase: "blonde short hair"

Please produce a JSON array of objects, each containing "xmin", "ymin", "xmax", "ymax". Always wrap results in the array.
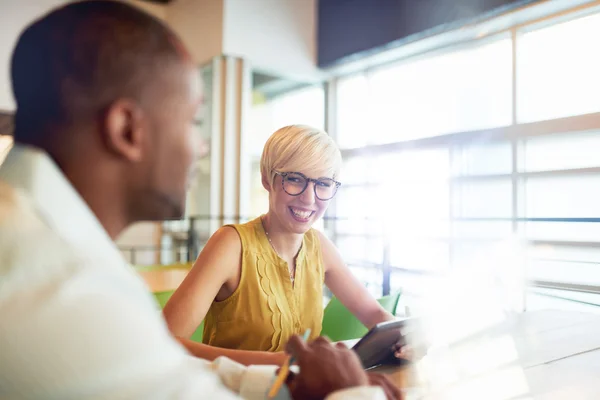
[{"xmin": 260, "ymin": 125, "xmax": 342, "ymax": 186}]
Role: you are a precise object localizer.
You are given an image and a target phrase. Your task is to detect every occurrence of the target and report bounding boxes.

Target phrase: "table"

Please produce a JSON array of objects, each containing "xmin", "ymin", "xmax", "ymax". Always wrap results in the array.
[
  {"xmin": 135, "ymin": 268, "xmax": 600, "ymax": 398},
  {"xmin": 138, "ymin": 267, "xmax": 189, "ymax": 293},
  {"xmin": 383, "ymin": 309, "xmax": 600, "ymax": 399}
]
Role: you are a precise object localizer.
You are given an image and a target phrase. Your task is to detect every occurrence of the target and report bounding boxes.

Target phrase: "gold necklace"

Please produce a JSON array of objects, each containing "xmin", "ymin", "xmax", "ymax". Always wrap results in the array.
[{"xmin": 261, "ymin": 217, "xmax": 297, "ymax": 284}]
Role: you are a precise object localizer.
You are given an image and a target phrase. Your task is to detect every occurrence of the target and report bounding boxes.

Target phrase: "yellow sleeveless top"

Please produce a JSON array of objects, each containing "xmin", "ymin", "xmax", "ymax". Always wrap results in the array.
[{"xmin": 202, "ymin": 217, "xmax": 324, "ymax": 352}]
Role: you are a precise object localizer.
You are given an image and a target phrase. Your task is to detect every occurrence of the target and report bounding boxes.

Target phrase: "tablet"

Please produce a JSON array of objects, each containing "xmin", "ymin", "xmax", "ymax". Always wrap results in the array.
[{"xmin": 351, "ymin": 319, "xmax": 410, "ymax": 369}]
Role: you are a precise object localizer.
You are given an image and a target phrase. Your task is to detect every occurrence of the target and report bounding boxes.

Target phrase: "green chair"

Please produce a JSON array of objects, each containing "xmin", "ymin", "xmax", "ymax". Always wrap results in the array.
[
  {"xmin": 153, "ymin": 289, "xmax": 175, "ymax": 308},
  {"xmin": 320, "ymin": 292, "xmax": 401, "ymax": 342},
  {"xmin": 152, "ymin": 289, "xmax": 204, "ymax": 343},
  {"xmin": 135, "ymin": 262, "xmax": 193, "ymax": 273}
]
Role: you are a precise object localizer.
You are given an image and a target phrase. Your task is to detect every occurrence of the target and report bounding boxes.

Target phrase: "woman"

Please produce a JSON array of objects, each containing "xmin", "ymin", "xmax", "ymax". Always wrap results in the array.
[{"xmin": 163, "ymin": 125, "xmax": 396, "ymax": 366}]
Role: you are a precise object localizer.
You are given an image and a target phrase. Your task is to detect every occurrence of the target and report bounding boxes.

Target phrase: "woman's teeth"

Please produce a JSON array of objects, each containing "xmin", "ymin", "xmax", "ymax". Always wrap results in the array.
[{"xmin": 290, "ymin": 207, "xmax": 313, "ymax": 219}]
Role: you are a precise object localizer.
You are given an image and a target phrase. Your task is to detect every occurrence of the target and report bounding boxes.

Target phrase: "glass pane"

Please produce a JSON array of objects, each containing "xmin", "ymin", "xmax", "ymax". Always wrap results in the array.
[
  {"xmin": 379, "ymin": 181, "xmax": 450, "ymax": 238},
  {"xmin": 389, "ymin": 237, "xmax": 450, "ymax": 271},
  {"xmin": 367, "ymin": 38, "xmax": 512, "ymax": 144},
  {"xmin": 333, "ymin": 218, "xmax": 383, "ymax": 237},
  {"xmin": 248, "ymin": 85, "xmax": 325, "ymax": 157},
  {"xmin": 390, "ymin": 272, "xmax": 433, "ymax": 296},
  {"xmin": 525, "ymin": 175, "xmax": 600, "ymax": 218},
  {"xmin": 528, "ymin": 244, "xmax": 600, "ymax": 307},
  {"xmin": 528, "ymin": 289, "xmax": 600, "ymax": 313},
  {"xmin": 522, "ymin": 221, "xmax": 600, "ymax": 242},
  {"xmin": 185, "ymin": 65, "xmax": 213, "ymax": 229},
  {"xmin": 528, "ymin": 259, "xmax": 600, "ymax": 286},
  {"xmin": 517, "ymin": 12, "xmax": 600, "ymax": 122},
  {"xmin": 374, "ymin": 148, "xmax": 450, "ymax": 183},
  {"xmin": 336, "ymin": 236, "xmax": 384, "ymax": 264},
  {"xmin": 530, "ymin": 243, "xmax": 600, "ymax": 263},
  {"xmin": 334, "ymin": 186, "xmax": 377, "ymax": 235},
  {"xmin": 370, "ymin": 148, "xmax": 451, "ymax": 236},
  {"xmin": 453, "ymin": 141, "xmax": 512, "ymax": 176},
  {"xmin": 249, "ymin": 160, "xmax": 269, "ymax": 217},
  {"xmin": 453, "ymin": 221, "xmax": 513, "ymax": 240},
  {"xmin": 522, "ymin": 130, "xmax": 600, "ymax": 172},
  {"xmin": 452, "ymin": 239, "xmax": 520, "ymax": 269},
  {"xmin": 335, "ymin": 186, "xmax": 368, "ymax": 218},
  {"xmin": 336, "ymin": 74, "xmax": 370, "ymax": 149},
  {"xmin": 346, "ymin": 265, "xmax": 382, "ymax": 298},
  {"xmin": 454, "ymin": 179, "xmax": 513, "ymax": 218},
  {"xmin": 271, "ymin": 86, "xmax": 325, "ymax": 130},
  {"xmin": 340, "ymin": 155, "xmax": 371, "ymax": 186},
  {"xmin": 528, "ymin": 241, "xmax": 600, "ymax": 286}
]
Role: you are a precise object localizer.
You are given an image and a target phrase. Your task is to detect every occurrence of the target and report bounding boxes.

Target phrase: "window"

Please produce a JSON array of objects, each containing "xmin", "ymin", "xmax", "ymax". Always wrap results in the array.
[
  {"xmin": 248, "ymin": 84, "xmax": 325, "ymax": 220},
  {"xmin": 337, "ymin": 38, "xmax": 512, "ymax": 148},
  {"xmin": 336, "ymin": 75, "xmax": 370, "ymax": 149},
  {"xmin": 520, "ymin": 129, "xmax": 600, "ymax": 299},
  {"xmin": 521, "ymin": 130, "xmax": 600, "ymax": 172},
  {"xmin": 249, "ymin": 85, "xmax": 325, "ymax": 157},
  {"xmin": 331, "ymin": 7, "xmax": 600, "ymax": 314},
  {"xmin": 517, "ymin": 12, "xmax": 600, "ymax": 123},
  {"xmin": 453, "ymin": 141, "xmax": 512, "ymax": 177}
]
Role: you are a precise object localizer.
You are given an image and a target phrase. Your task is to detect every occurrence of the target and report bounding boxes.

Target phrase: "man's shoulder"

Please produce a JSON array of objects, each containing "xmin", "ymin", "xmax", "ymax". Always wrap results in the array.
[
  {"xmin": 0, "ymin": 179, "xmax": 58, "ymax": 249},
  {"xmin": 0, "ymin": 180, "xmax": 85, "ymax": 298}
]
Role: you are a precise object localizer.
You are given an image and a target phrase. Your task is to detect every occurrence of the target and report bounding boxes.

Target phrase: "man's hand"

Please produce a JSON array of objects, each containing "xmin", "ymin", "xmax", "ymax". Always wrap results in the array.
[
  {"xmin": 367, "ymin": 373, "xmax": 403, "ymax": 400},
  {"xmin": 285, "ymin": 336, "xmax": 369, "ymax": 400}
]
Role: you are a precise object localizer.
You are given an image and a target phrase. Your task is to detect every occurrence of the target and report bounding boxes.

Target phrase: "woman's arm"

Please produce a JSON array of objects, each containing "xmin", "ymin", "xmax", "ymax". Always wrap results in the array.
[
  {"xmin": 163, "ymin": 226, "xmax": 240, "ymax": 338},
  {"xmin": 319, "ymin": 231, "xmax": 395, "ymax": 329},
  {"xmin": 162, "ymin": 227, "xmax": 287, "ymax": 366},
  {"xmin": 176, "ymin": 338, "xmax": 286, "ymax": 366}
]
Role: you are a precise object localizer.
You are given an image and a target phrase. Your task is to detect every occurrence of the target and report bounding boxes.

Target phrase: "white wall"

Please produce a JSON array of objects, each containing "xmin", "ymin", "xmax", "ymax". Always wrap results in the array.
[
  {"xmin": 223, "ymin": 0, "xmax": 322, "ymax": 81},
  {"xmin": 128, "ymin": 0, "xmax": 166, "ymax": 20},
  {"xmin": 0, "ymin": 0, "xmax": 68, "ymax": 111},
  {"xmin": 166, "ymin": 0, "xmax": 224, "ymax": 65},
  {"xmin": 1, "ymin": 0, "xmax": 321, "ymax": 110},
  {"xmin": 0, "ymin": 0, "xmax": 166, "ymax": 112}
]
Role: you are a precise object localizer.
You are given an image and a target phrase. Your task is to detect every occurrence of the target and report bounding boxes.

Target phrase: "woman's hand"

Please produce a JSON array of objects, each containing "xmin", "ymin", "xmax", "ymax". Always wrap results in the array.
[{"xmin": 392, "ymin": 342, "xmax": 413, "ymax": 361}]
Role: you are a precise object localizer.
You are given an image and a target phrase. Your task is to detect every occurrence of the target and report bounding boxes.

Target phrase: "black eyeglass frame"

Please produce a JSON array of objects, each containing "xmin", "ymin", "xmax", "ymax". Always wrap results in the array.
[{"xmin": 274, "ymin": 171, "xmax": 342, "ymax": 201}]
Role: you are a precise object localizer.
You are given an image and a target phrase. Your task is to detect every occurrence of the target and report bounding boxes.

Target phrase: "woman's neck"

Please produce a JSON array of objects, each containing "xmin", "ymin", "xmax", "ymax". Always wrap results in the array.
[{"xmin": 261, "ymin": 213, "xmax": 304, "ymax": 261}]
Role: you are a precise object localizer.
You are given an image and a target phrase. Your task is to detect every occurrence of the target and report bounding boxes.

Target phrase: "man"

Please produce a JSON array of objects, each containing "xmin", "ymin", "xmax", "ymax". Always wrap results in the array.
[{"xmin": 0, "ymin": 1, "xmax": 401, "ymax": 399}]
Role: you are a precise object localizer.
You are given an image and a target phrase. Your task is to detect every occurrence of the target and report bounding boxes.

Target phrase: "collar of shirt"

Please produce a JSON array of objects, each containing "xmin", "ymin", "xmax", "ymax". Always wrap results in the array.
[{"xmin": 0, "ymin": 143, "xmax": 123, "ymax": 265}]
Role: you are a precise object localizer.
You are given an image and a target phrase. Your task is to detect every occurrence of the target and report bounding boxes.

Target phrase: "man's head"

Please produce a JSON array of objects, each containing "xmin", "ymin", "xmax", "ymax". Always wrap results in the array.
[{"xmin": 10, "ymin": 0, "xmax": 202, "ymax": 229}]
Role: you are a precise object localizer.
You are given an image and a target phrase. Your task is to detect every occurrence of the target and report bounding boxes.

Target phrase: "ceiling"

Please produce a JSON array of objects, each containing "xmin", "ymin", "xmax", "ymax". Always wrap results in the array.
[{"xmin": 252, "ymin": 71, "xmax": 314, "ymax": 100}]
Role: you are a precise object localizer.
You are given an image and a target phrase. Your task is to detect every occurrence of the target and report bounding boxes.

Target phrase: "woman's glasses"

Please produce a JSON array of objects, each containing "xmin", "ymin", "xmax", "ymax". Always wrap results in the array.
[{"xmin": 274, "ymin": 171, "xmax": 341, "ymax": 201}]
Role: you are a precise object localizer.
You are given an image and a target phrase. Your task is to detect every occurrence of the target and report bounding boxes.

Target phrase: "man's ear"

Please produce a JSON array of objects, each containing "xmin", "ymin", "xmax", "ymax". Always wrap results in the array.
[{"xmin": 103, "ymin": 99, "xmax": 144, "ymax": 162}]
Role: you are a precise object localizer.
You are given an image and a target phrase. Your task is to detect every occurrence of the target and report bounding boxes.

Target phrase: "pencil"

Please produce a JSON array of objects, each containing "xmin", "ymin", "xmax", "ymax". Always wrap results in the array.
[{"xmin": 267, "ymin": 329, "xmax": 311, "ymax": 399}]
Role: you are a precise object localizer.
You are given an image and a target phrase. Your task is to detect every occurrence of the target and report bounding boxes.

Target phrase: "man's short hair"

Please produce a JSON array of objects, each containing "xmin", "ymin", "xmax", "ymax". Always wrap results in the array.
[{"xmin": 11, "ymin": 0, "xmax": 184, "ymax": 142}]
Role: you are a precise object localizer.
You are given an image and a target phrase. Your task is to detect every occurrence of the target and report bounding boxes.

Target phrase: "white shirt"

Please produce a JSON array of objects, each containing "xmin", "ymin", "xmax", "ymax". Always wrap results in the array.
[{"xmin": 0, "ymin": 144, "xmax": 386, "ymax": 400}]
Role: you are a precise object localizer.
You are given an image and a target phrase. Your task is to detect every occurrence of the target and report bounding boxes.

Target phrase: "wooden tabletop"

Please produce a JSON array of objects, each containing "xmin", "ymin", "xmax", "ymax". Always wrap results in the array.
[
  {"xmin": 137, "ymin": 268, "xmax": 600, "ymax": 398},
  {"xmin": 381, "ymin": 309, "xmax": 600, "ymax": 399},
  {"xmin": 138, "ymin": 266, "xmax": 190, "ymax": 293}
]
